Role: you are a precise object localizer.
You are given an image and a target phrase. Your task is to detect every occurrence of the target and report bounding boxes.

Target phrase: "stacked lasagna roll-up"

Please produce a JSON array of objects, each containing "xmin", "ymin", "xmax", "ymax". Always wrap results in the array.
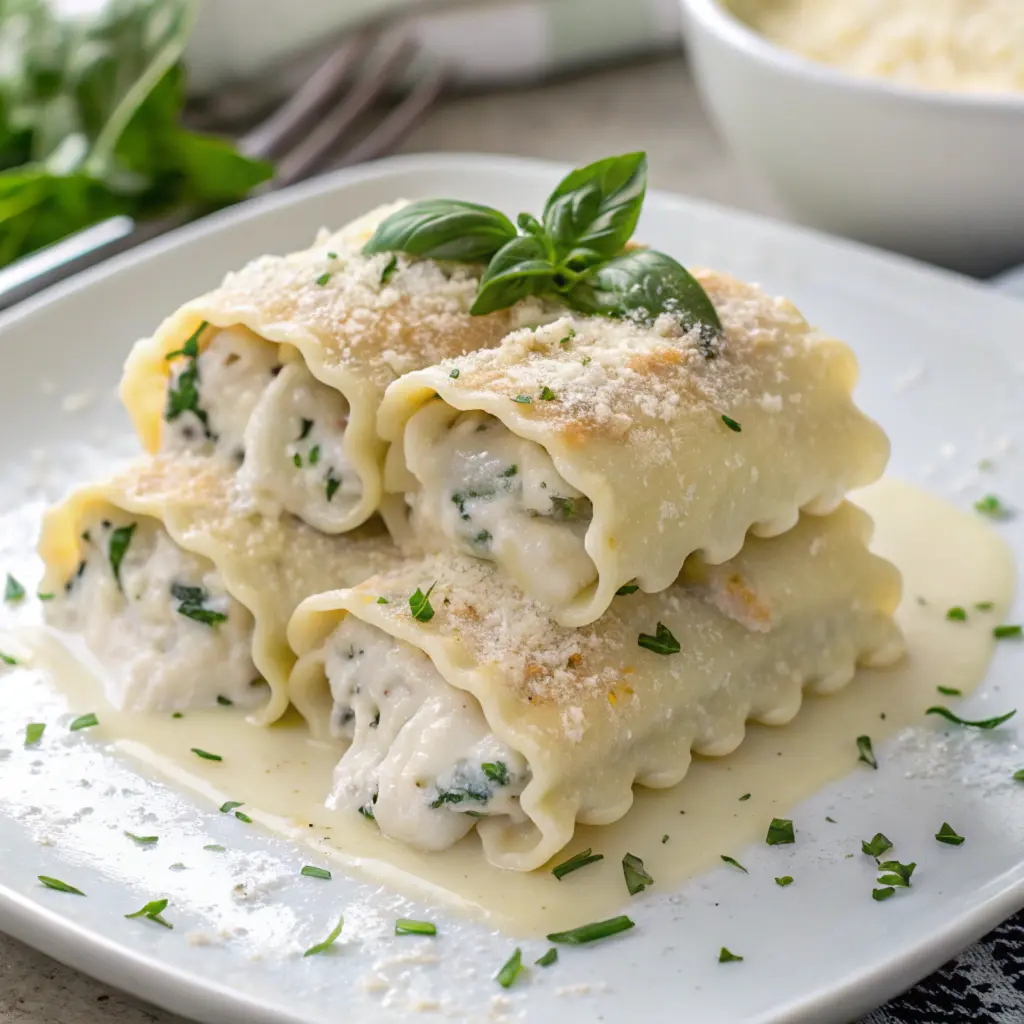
[{"xmin": 40, "ymin": 155, "xmax": 905, "ymax": 869}]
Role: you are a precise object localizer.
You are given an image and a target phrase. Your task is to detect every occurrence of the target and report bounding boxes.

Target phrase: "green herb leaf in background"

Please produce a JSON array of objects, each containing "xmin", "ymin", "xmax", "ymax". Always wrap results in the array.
[{"xmin": 0, "ymin": 0, "xmax": 273, "ymax": 269}]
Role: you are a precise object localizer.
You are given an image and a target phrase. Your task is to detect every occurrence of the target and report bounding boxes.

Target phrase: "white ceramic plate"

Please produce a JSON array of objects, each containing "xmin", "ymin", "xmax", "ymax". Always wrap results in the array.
[{"xmin": 1, "ymin": 154, "xmax": 1022, "ymax": 1024}]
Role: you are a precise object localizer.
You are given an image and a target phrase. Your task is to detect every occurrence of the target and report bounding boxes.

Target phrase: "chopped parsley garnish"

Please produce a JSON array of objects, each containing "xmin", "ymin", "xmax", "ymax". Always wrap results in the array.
[
  {"xmin": 495, "ymin": 948, "xmax": 524, "ymax": 988},
  {"xmin": 502, "ymin": 464, "xmax": 518, "ymax": 477},
  {"xmin": 637, "ymin": 621, "xmax": 680, "ymax": 655},
  {"xmin": 826, "ymin": 816, "xmax": 837, "ymax": 824},
  {"xmin": 376, "ymin": 596, "xmax": 389, "ymax": 604},
  {"xmin": 718, "ymin": 947, "xmax": 743, "ymax": 963},
  {"xmin": 765, "ymin": 818, "xmax": 795, "ymax": 845},
  {"xmin": 309, "ymin": 445, "xmax": 321, "ymax": 465},
  {"xmin": 472, "ymin": 529, "xmax": 492, "ymax": 546},
  {"xmin": 976, "ymin": 601, "xmax": 994, "ymax": 611},
  {"xmin": 535, "ymin": 947, "xmax": 558, "ymax": 967},
  {"xmin": 395, "ymin": 918, "xmax": 436, "ymax": 936},
  {"xmin": 164, "ymin": 323, "xmax": 211, "ymax": 437},
  {"xmin": 4, "ymin": 573, "xmax": 25, "ymax": 602},
  {"xmin": 124, "ymin": 831, "xmax": 159, "ymax": 844},
  {"xmin": 449, "ymin": 368, "xmax": 460, "ymax": 378},
  {"xmin": 877, "ymin": 859, "xmax": 915, "ymax": 888},
  {"xmin": 856, "ymin": 735, "xmax": 878, "ymax": 770},
  {"xmin": 946, "ymin": 606, "xmax": 967, "ymax": 621},
  {"xmin": 974, "ymin": 494, "xmax": 1011, "ymax": 519},
  {"xmin": 216, "ymin": 696, "xmax": 233, "ymax": 707},
  {"xmin": 234, "ymin": 811, "xmax": 252, "ymax": 823},
  {"xmin": 1014, "ymin": 769, "xmax": 1024, "ymax": 782},
  {"xmin": 69, "ymin": 713, "xmax": 98, "ymax": 731},
  {"xmin": 3, "ymin": 648, "xmax": 21, "ymax": 664},
  {"xmin": 108, "ymin": 523, "xmax": 136, "ymax": 591},
  {"xmin": 358, "ymin": 803, "xmax": 375, "ymax": 820},
  {"xmin": 299, "ymin": 418, "xmax": 315, "ymax": 440},
  {"xmin": 191, "ymin": 748, "xmax": 222, "ymax": 761},
  {"xmin": 301, "ymin": 866, "xmax": 332, "ymax": 880},
  {"xmin": 622, "ymin": 852, "xmax": 653, "ymax": 895},
  {"xmin": 550, "ymin": 496, "xmax": 578, "ymax": 519},
  {"xmin": 616, "ymin": 582, "xmax": 639, "ymax": 596},
  {"xmin": 219, "ymin": 801, "xmax": 243, "ymax": 813},
  {"xmin": 861, "ymin": 833, "xmax": 893, "ymax": 858},
  {"xmin": 325, "ymin": 475, "xmax": 341, "ymax": 502},
  {"xmin": 581, "ymin": 355, "xmax": 592, "ymax": 366},
  {"xmin": 409, "ymin": 583, "xmax": 437, "ymax": 622},
  {"xmin": 552, "ymin": 848, "xmax": 604, "ymax": 880},
  {"xmin": 512, "ymin": 394, "xmax": 532, "ymax": 404},
  {"xmin": 203, "ymin": 844, "xmax": 226, "ymax": 852},
  {"xmin": 327, "ymin": 251, "xmax": 338, "ymax": 260},
  {"xmin": 380, "ymin": 254, "xmax": 398, "ymax": 284},
  {"xmin": 171, "ymin": 712, "xmax": 183, "ymax": 719},
  {"xmin": 775, "ymin": 876, "xmax": 793, "ymax": 887},
  {"xmin": 873, "ymin": 887, "xmax": 895, "ymax": 902},
  {"xmin": 739, "ymin": 793, "xmax": 751, "ymax": 801},
  {"xmin": 937, "ymin": 686, "xmax": 962, "ymax": 696},
  {"xmin": 720, "ymin": 414, "xmax": 742, "ymax": 433},
  {"xmin": 303, "ymin": 914, "xmax": 344, "ymax": 957},
  {"xmin": 36, "ymin": 592, "xmax": 55, "ymax": 601},
  {"xmin": 662, "ymin": 834, "xmax": 669, "ymax": 843},
  {"xmin": 720, "ymin": 855, "xmax": 747, "ymax": 874},
  {"xmin": 935, "ymin": 822, "xmax": 965, "ymax": 846},
  {"xmin": 481, "ymin": 761, "xmax": 509, "ymax": 785},
  {"xmin": 994, "ymin": 624, "xmax": 1022, "ymax": 639},
  {"xmin": 171, "ymin": 583, "xmax": 227, "ymax": 626},
  {"xmin": 315, "ymin": 272, "xmax": 331, "ymax": 286},
  {"xmin": 547, "ymin": 916, "xmax": 634, "ymax": 944},
  {"xmin": 292, "ymin": 452, "xmax": 302, "ymax": 468},
  {"xmin": 539, "ymin": 386, "xmax": 556, "ymax": 401},
  {"xmin": 38, "ymin": 876, "xmax": 84, "ymax": 895},
  {"xmin": 24, "ymin": 722, "xmax": 45, "ymax": 745},
  {"xmin": 926, "ymin": 705, "xmax": 1016, "ymax": 729}
]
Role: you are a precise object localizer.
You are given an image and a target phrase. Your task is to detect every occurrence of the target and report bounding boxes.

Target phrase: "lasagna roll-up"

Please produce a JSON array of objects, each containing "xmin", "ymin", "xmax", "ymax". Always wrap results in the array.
[
  {"xmin": 39, "ymin": 455, "xmax": 397, "ymax": 722},
  {"xmin": 378, "ymin": 271, "xmax": 890, "ymax": 627},
  {"xmin": 288, "ymin": 502, "xmax": 904, "ymax": 871},
  {"xmin": 119, "ymin": 203, "xmax": 545, "ymax": 535}
]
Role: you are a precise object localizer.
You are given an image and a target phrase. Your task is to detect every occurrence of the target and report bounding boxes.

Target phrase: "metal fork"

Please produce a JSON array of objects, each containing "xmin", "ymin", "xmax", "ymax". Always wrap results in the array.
[{"xmin": 0, "ymin": 29, "xmax": 446, "ymax": 314}]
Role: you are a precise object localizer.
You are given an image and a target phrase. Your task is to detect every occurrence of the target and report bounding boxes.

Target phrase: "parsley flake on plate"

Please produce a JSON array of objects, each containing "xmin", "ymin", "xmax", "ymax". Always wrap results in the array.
[
  {"xmin": 24, "ymin": 722, "xmax": 45, "ymax": 745},
  {"xmin": 775, "ymin": 876, "xmax": 793, "ymax": 887},
  {"xmin": 395, "ymin": 918, "xmax": 436, "ymax": 936},
  {"xmin": 125, "ymin": 898, "xmax": 172, "ymax": 929},
  {"xmin": 38, "ymin": 876, "xmax": 84, "ymax": 895},
  {"xmin": 551, "ymin": 848, "xmax": 604, "ymax": 880},
  {"xmin": 856, "ymin": 735, "xmax": 878, "ymax": 769},
  {"xmin": 69, "ymin": 713, "xmax": 98, "ymax": 731},
  {"xmin": 303, "ymin": 914, "xmax": 344, "ymax": 957},
  {"xmin": 495, "ymin": 948, "xmax": 524, "ymax": 988},
  {"xmin": 935, "ymin": 822, "xmax": 965, "ymax": 846},
  {"xmin": 301, "ymin": 866, "xmax": 331, "ymax": 880},
  {"xmin": 720, "ymin": 855, "xmax": 747, "ymax": 874},
  {"xmin": 720, "ymin": 414, "xmax": 742, "ymax": 433},
  {"xmin": 718, "ymin": 947, "xmax": 743, "ymax": 962},
  {"xmin": 946, "ymin": 606, "xmax": 967, "ymax": 622},
  {"xmin": 994, "ymin": 624, "xmax": 1022, "ymax": 640},
  {"xmin": 926, "ymin": 706, "xmax": 1016, "ymax": 729},
  {"xmin": 622, "ymin": 852, "xmax": 653, "ymax": 895},
  {"xmin": 409, "ymin": 583, "xmax": 437, "ymax": 622},
  {"xmin": 765, "ymin": 818, "xmax": 795, "ymax": 845},
  {"xmin": 535, "ymin": 947, "xmax": 558, "ymax": 967},
  {"xmin": 124, "ymin": 832, "xmax": 158, "ymax": 845},
  {"xmin": 861, "ymin": 833, "xmax": 893, "ymax": 858}
]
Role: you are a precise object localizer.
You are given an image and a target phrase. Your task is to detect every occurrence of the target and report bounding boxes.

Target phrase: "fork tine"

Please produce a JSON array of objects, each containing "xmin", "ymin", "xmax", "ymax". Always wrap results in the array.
[
  {"xmin": 240, "ymin": 31, "xmax": 379, "ymax": 162},
  {"xmin": 335, "ymin": 63, "xmax": 447, "ymax": 169},
  {"xmin": 273, "ymin": 34, "xmax": 419, "ymax": 188}
]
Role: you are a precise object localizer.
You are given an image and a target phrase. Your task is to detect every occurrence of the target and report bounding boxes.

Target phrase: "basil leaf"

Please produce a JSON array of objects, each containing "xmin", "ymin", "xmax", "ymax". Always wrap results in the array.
[
  {"xmin": 362, "ymin": 199, "xmax": 516, "ymax": 262},
  {"xmin": 637, "ymin": 622, "xmax": 680, "ymax": 656},
  {"xmin": 124, "ymin": 899, "xmax": 171, "ymax": 927},
  {"xmin": 542, "ymin": 152, "xmax": 647, "ymax": 259},
  {"xmin": 470, "ymin": 234, "xmax": 556, "ymax": 316},
  {"xmin": 567, "ymin": 249, "xmax": 722, "ymax": 335}
]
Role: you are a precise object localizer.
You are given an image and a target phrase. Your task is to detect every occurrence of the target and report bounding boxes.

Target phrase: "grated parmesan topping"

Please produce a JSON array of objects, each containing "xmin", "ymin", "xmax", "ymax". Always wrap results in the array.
[
  {"xmin": 430, "ymin": 270, "xmax": 841, "ymax": 466},
  {"xmin": 195, "ymin": 202, "xmax": 561, "ymax": 393},
  {"xmin": 363, "ymin": 551, "xmax": 625, "ymax": 707}
]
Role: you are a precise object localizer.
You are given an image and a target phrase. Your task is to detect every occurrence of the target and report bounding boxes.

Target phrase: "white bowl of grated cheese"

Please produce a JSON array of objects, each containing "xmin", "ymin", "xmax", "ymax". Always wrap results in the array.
[{"xmin": 679, "ymin": 0, "xmax": 1024, "ymax": 276}]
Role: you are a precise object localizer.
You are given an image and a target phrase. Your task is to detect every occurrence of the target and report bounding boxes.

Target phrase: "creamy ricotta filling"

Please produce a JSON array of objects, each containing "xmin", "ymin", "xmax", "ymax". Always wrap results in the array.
[
  {"xmin": 238, "ymin": 360, "xmax": 361, "ymax": 530},
  {"xmin": 45, "ymin": 513, "xmax": 261, "ymax": 713},
  {"xmin": 162, "ymin": 327, "xmax": 361, "ymax": 529},
  {"xmin": 404, "ymin": 404, "xmax": 597, "ymax": 610},
  {"xmin": 324, "ymin": 617, "xmax": 528, "ymax": 852}
]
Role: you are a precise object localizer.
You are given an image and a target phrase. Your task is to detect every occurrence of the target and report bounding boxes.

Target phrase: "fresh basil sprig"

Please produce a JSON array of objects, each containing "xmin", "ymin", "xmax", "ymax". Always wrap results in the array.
[{"xmin": 362, "ymin": 153, "xmax": 721, "ymax": 336}]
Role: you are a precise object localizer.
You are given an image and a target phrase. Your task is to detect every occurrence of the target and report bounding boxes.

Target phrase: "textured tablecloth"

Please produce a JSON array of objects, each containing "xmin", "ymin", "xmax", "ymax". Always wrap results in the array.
[{"xmin": 2, "ymin": 54, "xmax": 1022, "ymax": 1024}]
